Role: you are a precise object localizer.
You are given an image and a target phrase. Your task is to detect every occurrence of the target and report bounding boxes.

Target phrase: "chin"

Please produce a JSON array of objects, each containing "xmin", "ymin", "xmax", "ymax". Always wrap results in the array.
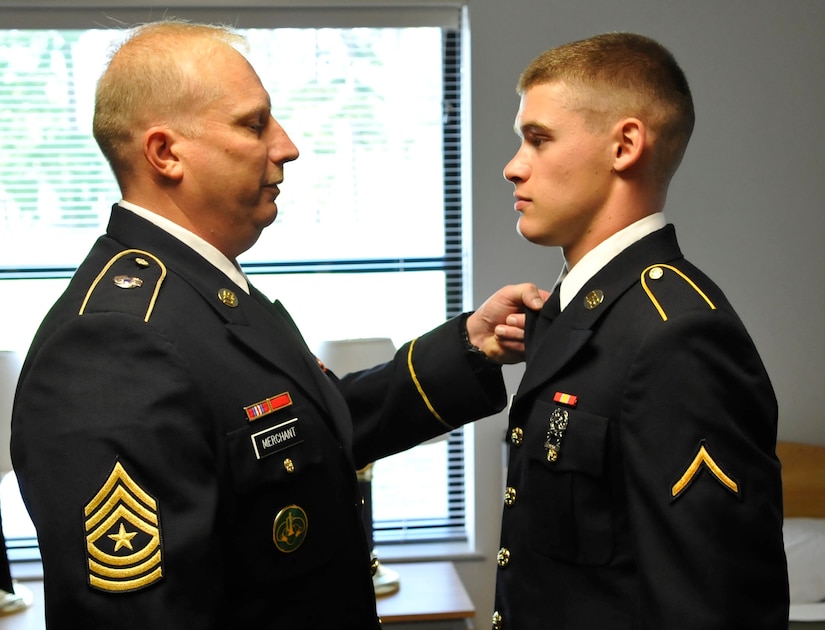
[
  {"xmin": 516, "ymin": 220, "xmax": 541, "ymax": 244},
  {"xmin": 517, "ymin": 221, "xmax": 556, "ymax": 248},
  {"xmin": 260, "ymin": 204, "xmax": 279, "ymax": 227}
]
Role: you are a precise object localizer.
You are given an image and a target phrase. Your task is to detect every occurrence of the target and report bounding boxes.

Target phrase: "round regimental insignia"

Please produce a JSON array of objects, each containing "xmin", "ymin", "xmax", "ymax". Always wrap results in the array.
[{"xmin": 272, "ymin": 505, "xmax": 308, "ymax": 553}]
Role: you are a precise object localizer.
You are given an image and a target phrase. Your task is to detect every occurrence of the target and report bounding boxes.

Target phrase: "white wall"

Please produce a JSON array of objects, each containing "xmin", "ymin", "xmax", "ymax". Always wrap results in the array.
[{"xmin": 461, "ymin": 0, "xmax": 825, "ymax": 620}]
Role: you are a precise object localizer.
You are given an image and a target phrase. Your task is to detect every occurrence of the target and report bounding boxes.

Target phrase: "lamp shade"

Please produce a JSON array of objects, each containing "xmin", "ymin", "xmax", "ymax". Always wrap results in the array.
[
  {"xmin": 0, "ymin": 351, "xmax": 23, "ymax": 475},
  {"xmin": 313, "ymin": 338, "xmax": 401, "ymax": 595},
  {"xmin": 313, "ymin": 338, "xmax": 396, "ymax": 375}
]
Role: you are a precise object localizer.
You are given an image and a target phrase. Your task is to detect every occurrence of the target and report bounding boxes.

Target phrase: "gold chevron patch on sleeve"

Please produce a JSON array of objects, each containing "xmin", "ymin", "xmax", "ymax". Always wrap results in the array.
[
  {"xmin": 671, "ymin": 441, "xmax": 741, "ymax": 501},
  {"xmin": 84, "ymin": 461, "xmax": 164, "ymax": 592}
]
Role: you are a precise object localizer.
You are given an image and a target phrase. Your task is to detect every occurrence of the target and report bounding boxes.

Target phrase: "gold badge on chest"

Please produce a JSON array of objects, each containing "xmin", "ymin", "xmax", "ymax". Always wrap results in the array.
[{"xmin": 273, "ymin": 505, "xmax": 308, "ymax": 553}]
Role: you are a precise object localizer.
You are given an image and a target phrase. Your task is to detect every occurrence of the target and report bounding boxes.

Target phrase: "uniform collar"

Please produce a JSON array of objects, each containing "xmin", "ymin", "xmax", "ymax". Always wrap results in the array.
[
  {"xmin": 559, "ymin": 213, "xmax": 667, "ymax": 311},
  {"xmin": 118, "ymin": 200, "xmax": 250, "ymax": 294}
]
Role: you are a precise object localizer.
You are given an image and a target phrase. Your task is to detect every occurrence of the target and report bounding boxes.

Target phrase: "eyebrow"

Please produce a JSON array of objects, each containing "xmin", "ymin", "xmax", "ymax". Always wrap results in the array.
[
  {"xmin": 230, "ymin": 87, "xmax": 272, "ymax": 118},
  {"xmin": 235, "ymin": 101, "xmax": 272, "ymax": 124},
  {"xmin": 514, "ymin": 121, "xmax": 552, "ymax": 137}
]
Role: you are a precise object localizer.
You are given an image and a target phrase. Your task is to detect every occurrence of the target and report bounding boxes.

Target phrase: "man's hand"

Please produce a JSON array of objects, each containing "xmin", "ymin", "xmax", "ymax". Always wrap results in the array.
[{"xmin": 466, "ymin": 283, "xmax": 549, "ymax": 364}]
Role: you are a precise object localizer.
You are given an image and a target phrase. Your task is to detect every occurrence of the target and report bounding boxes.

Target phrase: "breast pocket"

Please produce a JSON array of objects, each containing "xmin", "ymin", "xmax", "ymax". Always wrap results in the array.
[
  {"xmin": 225, "ymin": 403, "xmax": 329, "ymax": 495},
  {"xmin": 524, "ymin": 400, "xmax": 613, "ymax": 566}
]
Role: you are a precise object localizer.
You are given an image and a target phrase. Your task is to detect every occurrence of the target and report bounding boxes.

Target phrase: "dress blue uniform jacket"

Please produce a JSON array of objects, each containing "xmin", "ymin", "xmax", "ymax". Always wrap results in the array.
[
  {"xmin": 493, "ymin": 224, "xmax": 788, "ymax": 629},
  {"xmin": 11, "ymin": 205, "xmax": 506, "ymax": 629}
]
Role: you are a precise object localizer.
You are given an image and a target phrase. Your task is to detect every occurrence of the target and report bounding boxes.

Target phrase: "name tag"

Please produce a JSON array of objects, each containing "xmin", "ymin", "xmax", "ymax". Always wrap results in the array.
[{"xmin": 251, "ymin": 418, "xmax": 302, "ymax": 460}]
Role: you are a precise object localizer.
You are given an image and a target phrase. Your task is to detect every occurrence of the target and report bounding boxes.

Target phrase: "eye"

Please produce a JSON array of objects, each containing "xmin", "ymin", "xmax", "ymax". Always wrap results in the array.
[
  {"xmin": 520, "ymin": 126, "xmax": 552, "ymax": 149},
  {"xmin": 525, "ymin": 132, "xmax": 550, "ymax": 148},
  {"xmin": 247, "ymin": 114, "xmax": 270, "ymax": 136}
]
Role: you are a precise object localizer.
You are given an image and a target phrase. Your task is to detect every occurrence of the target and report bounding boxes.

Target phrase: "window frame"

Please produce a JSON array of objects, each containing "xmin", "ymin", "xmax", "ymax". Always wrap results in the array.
[{"xmin": 0, "ymin": 4, "xmax": 472, "ymax": 562}]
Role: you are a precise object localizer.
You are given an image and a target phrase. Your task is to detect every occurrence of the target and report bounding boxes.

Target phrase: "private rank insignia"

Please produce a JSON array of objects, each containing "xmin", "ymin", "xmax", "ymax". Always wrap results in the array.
[
  {"xmin": 84, "ymin": 461, "xmax": 164, "ymax": 593},
  {"xmin": 671, "ymin": 440, "xmax": 741, "ymax": 501}
]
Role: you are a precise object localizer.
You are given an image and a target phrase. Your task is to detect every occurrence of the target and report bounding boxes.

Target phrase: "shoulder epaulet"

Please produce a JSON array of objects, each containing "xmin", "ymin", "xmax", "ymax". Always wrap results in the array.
[
  {"xmin": 78, "ymin": 249, "xmax": 167, "ymax": 323},
  {"xmin": 640, "ymin": 264, "xmax": 716, "ymax": 322}
]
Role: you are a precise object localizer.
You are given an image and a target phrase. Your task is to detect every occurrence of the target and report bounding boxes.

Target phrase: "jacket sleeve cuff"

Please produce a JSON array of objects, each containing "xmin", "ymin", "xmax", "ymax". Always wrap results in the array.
[{"xmin": 402, "ymin": 314, "xmax": 506, "ymax": 429}]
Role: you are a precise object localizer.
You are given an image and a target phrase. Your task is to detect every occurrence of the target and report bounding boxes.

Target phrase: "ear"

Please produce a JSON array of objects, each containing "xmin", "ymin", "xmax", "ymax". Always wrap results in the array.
[
  {"xmin": 611, "ymin": 118, "xmax": 646, "ymax": 173},
  {"xmin": 143, "ymin": 127, "xmax": 184, "ymax": 181}
]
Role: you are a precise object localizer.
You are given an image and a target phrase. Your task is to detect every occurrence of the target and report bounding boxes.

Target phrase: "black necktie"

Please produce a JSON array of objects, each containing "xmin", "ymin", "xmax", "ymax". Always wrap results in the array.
[
  {"xmin": 525, "ymin": 288, "xmax": 560, "ymax": 362},
  {"xmin": 542, "ymin": 290, "xmax": 561, "ymax": 322}
]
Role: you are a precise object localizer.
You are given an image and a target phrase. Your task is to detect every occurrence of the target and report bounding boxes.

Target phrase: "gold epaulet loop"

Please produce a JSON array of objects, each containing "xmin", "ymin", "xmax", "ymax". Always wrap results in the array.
[
  {"xmin": 640, "ymin": 264, "xmax": 716, "ymax": 322},
  {"xmin": 79, "ymin": 249, "xmax": 167, "ymax": 323}
]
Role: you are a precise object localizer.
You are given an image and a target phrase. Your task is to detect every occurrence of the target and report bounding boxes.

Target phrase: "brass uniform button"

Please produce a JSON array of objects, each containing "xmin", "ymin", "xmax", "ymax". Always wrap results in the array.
[
  {"xmin": 510, "ymin": 427, "xmax": 523, "ymax": 446},
  {"xmin": 649, "ymin": 266, "xmax": 664, "ymax": 280},
  {"xmin": 135, "ymin": 257, "xmax": 150, "ymax": 268},
  {"xmin": 504, "ymin": 487, "xmax": 517, "ymax": 507},
  {"xmin": 492, "ymin": 610, "xmax": 502, "ymax": 630},
  {"xmin": 283, "ymin": 458, "xmax": 295, "ymax": 473},
  {"xmin": 497, "ymin": 547, "xmax": 510, "ymax": 567}
]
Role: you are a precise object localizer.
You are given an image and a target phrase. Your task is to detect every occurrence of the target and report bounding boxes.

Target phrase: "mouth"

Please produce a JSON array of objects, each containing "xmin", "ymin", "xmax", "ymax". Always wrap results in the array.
[
  {"xmin": 263, "ymin": 181, "xmax": 282, "ymax": 198},
  {"xmin": 513, "ymin": 193, "xmax": 530, "ymax": 212}
]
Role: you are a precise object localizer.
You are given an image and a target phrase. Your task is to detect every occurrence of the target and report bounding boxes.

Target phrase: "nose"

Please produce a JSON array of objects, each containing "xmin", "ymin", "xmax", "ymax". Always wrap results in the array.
[
  {"xmin": 269, "ymin": 116, "xmax": 300, "ymax": 165},
  {"xmin": 503, "ymin": 148, "xmax": 527, "ymax": 184}
]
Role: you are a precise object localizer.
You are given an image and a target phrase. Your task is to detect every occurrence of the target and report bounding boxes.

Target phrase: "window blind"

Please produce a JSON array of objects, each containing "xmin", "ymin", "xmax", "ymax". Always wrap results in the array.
[{"xmin": 0, "ymin": 13, "xmax": 470, "ymax": 557}]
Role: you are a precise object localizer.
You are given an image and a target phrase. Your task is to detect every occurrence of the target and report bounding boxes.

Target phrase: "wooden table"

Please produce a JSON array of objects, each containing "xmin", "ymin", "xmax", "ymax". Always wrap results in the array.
[
  {"xmin": 0, "ymin": 561, "xmax": 477, "ymax": 629},
  {"xmin": 376, "ymin": 561, "xmax": 475, "ymax": 629}
]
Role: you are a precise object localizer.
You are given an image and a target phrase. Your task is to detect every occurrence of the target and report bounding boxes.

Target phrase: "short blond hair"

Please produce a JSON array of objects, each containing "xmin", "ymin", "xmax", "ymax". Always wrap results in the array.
[
  {"xmin": 92, "ymin": 20, "xmax": 248, "ymax": 186},
  {"xmin": 518, "ymin": 32, "xmax": 695, "ymax": 184}
]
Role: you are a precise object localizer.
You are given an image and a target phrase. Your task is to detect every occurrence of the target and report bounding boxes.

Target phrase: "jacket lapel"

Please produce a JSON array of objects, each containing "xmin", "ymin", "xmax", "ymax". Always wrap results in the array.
[
  {"xmin": 224, "ymin": 294, "xmax": 330, "ymax": 403},
  {"xmin": 269, "ymin": 298, "xmax": 352, "ymax": 431},
  {"xmin": 516, "ymin": 225, "xmax": 684, "ymax": 402},
  {"xmin": 222, "ymin": 290, "xmax": 353, "ymax": 445},
  {"xmin": 517, "ymin": 309, "xmax": 594, "ymax": 400}
]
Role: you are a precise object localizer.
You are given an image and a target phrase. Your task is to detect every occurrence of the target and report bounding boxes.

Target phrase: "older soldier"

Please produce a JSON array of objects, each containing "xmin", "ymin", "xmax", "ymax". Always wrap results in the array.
[{"xmin": 11, "ymin": 20, "xmax": 544, "ymax": 629}]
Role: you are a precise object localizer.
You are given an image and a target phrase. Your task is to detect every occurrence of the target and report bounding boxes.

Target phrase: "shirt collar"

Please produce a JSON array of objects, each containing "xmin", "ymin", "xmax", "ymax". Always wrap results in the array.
[
  {"xmin": 118, "ymin": 200, "xmax": 250, "ymax": 294},
  {"xmin": 558, "ymin": 213, "xmax": 667, "ymax": 311}
]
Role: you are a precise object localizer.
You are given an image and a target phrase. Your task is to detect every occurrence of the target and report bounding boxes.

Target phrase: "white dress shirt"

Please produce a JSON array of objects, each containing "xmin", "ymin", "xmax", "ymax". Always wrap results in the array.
[{"xmin": 118, "ymin": 200, "xmax": 250, "ymax": 294}]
